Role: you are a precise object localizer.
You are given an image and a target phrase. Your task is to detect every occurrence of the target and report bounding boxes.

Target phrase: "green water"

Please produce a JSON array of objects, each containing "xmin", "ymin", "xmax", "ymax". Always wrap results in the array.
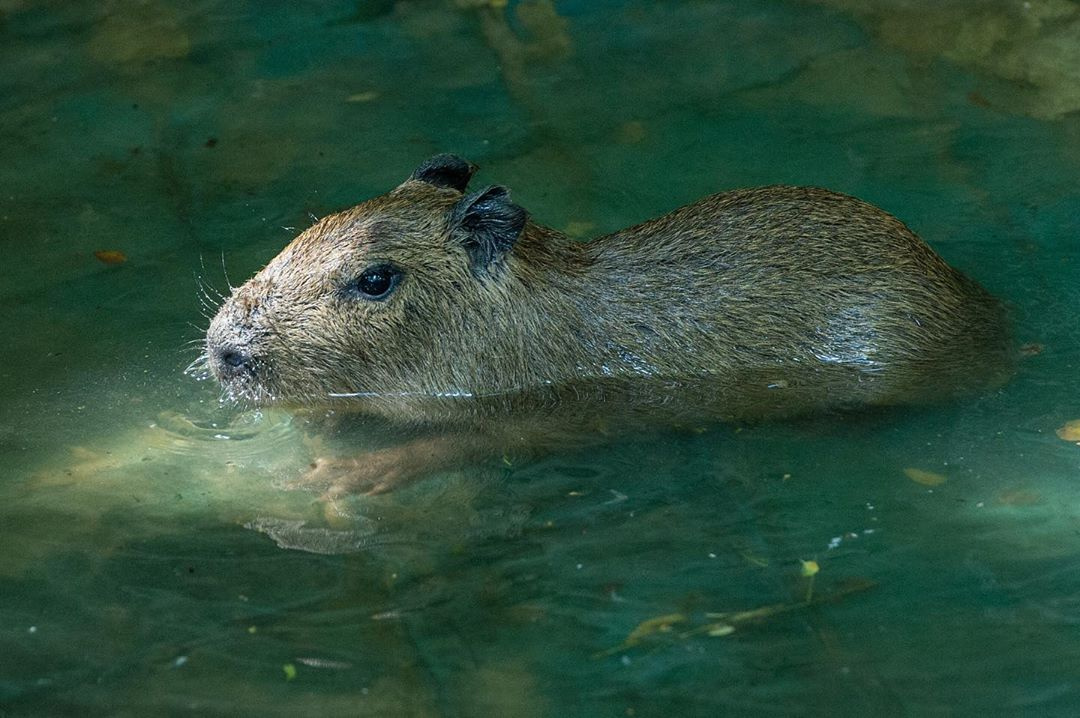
[{"xmin": 2, "ymin": 0, "xmax": 1080, "ymax": 715}]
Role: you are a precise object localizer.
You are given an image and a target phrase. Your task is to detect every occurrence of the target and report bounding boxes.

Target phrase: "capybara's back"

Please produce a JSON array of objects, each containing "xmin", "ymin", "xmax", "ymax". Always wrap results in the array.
[{"xmin": 574, "ymin": 185, "xmax": 1010, "ymax": 420}]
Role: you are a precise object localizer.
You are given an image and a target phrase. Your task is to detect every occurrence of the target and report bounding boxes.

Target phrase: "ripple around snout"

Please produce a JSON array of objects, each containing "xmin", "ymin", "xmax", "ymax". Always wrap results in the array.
[{"xmin": 146, "ymin": 405, "xmax": 298, "ymax": 462}]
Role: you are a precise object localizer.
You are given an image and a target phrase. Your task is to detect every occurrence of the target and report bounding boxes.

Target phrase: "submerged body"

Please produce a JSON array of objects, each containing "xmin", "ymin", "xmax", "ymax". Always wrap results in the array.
[{"xmin": 203, "ymin": 154, "xmax": 1009, "ymax": 491}]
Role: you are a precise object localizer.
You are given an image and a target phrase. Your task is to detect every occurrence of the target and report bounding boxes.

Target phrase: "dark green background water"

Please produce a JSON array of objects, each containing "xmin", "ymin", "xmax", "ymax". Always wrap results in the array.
[{"xmin": 2, "ymin": 0, "xmax": 1080, "ymax": 715}]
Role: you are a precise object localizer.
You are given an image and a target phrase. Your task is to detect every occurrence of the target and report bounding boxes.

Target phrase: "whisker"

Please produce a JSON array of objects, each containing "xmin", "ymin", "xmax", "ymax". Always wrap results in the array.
[
  {"xmin": 184, "ymin": 352, "xmax": 212, "ymax": 380},
  {"xmin": 220, "ymin": 250, "xmax": 234, "ymax": 292},
  {"xmin": 200, "ymin": 275, "xmax": 226, "ymax": 302},
  {"xmin": 197, "ymin": 285, "xmax": 222, "ymax": 307},
  {"xmin": 192, "ymin": 266, "xmax": 227, "ymax": 325},
  {"xmin": 196, "ymin": 256, "xmax": 228, "ymax": 302},
  {"xmin": 194, "ymin": 275, "xmax": 224, "ymax": 306}
]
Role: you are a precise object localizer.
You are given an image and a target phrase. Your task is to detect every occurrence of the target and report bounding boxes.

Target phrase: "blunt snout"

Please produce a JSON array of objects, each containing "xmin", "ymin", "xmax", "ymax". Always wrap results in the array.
[
  {"xmin": 209, "ymin": 343, "xmax": 255, "ymax": 381},
  {"xmin": 205, "ymin": 289, "xmax": 262, "ymax": 384}
]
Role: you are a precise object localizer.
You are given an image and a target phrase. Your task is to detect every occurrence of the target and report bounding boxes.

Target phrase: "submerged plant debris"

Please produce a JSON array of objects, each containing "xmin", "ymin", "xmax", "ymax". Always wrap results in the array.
[
  {"xmin": 904, "ymin": 467, "xmax": 948, "ymax": 486},
  {"xmin": 596, "ymin": 575, "xmax": 875, "ymax": 658},
  {"xmin": 1055, "ymin": 420, "xmax": 1080, "ymax": 442}
]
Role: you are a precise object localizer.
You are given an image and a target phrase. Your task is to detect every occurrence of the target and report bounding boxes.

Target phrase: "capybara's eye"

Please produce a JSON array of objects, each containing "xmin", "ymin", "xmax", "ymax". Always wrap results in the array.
[{"xmin": 348, "ymin": 264, "xmax": 402, "ymax": 301}]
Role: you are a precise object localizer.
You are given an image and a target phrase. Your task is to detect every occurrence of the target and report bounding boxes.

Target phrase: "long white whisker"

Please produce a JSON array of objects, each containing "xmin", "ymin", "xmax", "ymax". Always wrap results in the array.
[{"xmin": 220, "ymin": 250, "xmax": 234, "ymax": 292}]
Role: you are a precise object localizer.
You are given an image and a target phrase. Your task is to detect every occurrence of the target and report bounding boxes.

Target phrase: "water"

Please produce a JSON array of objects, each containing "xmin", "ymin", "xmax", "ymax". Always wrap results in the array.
[{"xmin": 2, "ymin": 0, "xmax": 1080, "ymax": 714}]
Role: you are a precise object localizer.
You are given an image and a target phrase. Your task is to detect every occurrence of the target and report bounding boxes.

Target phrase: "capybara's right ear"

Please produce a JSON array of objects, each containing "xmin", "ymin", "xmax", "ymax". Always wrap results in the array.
[
  {"xmin": 449, "ymin": 185, "xmax": 528, "ymax": 275},
  {"xmin": 408, "ymin": 154, "xmax": 477, "ymax": 192}
]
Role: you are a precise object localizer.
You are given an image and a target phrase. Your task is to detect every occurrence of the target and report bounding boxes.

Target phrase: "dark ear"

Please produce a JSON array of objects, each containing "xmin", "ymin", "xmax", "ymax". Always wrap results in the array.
[
  {"xmin": 409, "ymin": 153, "xmax": 477, "ymax": 192},
  {"xmin": 449, "ymin": 185, "xmax": 528, "ymax": 274}
]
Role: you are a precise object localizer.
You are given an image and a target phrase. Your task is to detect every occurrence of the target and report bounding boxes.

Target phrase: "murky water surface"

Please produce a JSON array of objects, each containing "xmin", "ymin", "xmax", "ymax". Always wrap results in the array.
[{"xmin": 2, "ymin": 1, "xmax": 1080, "ymax": 715}]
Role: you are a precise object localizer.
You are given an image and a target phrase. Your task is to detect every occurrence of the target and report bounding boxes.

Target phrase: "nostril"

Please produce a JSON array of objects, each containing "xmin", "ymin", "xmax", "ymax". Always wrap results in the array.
[
  {"xmin": 214, "ymin": 346, "xmax": 254, "ymax": 377},
  {"xmin": 220, "ymin": 349, "xmax": 246, "ymax": 369}
]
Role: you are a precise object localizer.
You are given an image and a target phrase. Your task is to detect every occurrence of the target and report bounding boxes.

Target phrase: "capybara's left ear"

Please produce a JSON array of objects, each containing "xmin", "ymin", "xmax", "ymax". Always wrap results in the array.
[
  {"xmin": 448, "ymin": 185, "xmax": 528, "ymax": 275},
  {"xmin": 408, "ymin": 153, "xmax": 477, "ymax": 192}
]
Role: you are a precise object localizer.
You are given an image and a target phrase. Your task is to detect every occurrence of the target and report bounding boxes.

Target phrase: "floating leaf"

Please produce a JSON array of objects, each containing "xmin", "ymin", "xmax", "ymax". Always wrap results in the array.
[
  {"xmin": 623, "ymin": 613, "xmax": 685, "ymax": 644},
  {"xmin": 94, "ymin": 250, "xmax": 127, "ymax": 265},
  {"xmin": 997, "ymin": 489, "xmax": 1041, "ymax": 506},
  {"xmin": 1056, "ymin": 420, "xmax": 1080, "ymax": 442},
  {"xmin": 346, "ymin": 91, "xmax": 379, "ymax": 103},
  {"xmin": 597, "ymin": 579, "xmax": 877, "ymax": 658},
  {"xmin": 904, "ymin": 467, "xmax": 947, "ymax": 486},
  {"xmin": 282, "ymin": 663, "xmax": 297, "ymax": 681},
  {"xmin": 594, "ymin": 613, "xmax": 686, "ymax": 657}
]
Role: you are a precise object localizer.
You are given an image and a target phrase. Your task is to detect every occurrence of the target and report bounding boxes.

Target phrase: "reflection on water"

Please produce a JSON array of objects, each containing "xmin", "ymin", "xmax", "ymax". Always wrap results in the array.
[
  {"xmin": 1, "ymin": 0, "xmax": 1080, "ymax": 715},
  {"xmin": 243, "ymin": 517, "xmax": 382, "ymax": 554},
  {"xmin": 151, "ymin": 408, "xmax": 295, "ymax": 453}
]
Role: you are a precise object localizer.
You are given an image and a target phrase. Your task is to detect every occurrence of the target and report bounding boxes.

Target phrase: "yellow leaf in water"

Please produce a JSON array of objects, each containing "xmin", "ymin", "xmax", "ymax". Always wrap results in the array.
[
  {"xmin": 904, "ymin": 467, "xmax": 947, "ymax": 486},
  {"xmin": 282, "ymin": 663, "xmax": 297, "ymax": 681},
  {"xmin": 800, "ymin": 560, "xmax": 820, "ymax": 577},
  {"xmin": 623, "ymin": 613, "xmax": 686, "ymax": 645},
  {"xmin": 1055, "ymin": 420, "xmax": 1080, "ymax": 442},
  {"xmin": 94, "ymin": 250, "xmax": 127, "ymax": 265}
]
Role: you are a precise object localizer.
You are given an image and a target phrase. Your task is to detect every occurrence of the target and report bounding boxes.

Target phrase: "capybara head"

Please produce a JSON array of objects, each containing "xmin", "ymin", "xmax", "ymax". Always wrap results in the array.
[{"xmin": 204, "ymin": 154, "xmax": 530, "ymax": 407}]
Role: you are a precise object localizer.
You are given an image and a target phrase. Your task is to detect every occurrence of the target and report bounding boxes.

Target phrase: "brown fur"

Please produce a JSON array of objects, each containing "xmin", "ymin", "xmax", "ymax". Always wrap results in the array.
[{"xmin": 205, "ymin": 156, "xmax": 1010, "ymax": 469}]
